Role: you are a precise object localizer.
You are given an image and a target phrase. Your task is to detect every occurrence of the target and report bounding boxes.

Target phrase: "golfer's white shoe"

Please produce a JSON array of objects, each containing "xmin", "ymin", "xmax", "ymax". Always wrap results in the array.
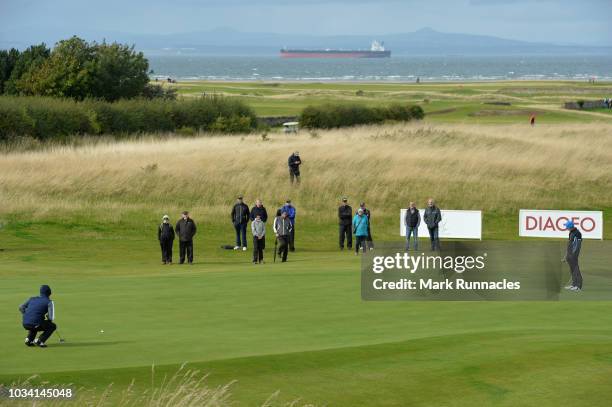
[
  {"xmin": 570, "ymin": 286, "xmax": 582, "ymax": 292},
  {"xmin": 242, "ymin": 247, "xmax": 247, "ymax": 251},
  {"xmin": 25, "ymin": 337, "xmax": 34, "ymax": 347},
  {"xmin": 564, "ymin": 285, "xmax": 574, "ymax": 290},
  {"xmin": 233, "ymin": 246, "xmax": 240, "ymax": 250}
]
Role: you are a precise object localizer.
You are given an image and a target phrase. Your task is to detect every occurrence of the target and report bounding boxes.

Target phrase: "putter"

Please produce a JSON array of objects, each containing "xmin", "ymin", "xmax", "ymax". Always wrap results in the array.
[{"xmin": 57, "ymin": 331, "xmax": 66, "ymax": 343}]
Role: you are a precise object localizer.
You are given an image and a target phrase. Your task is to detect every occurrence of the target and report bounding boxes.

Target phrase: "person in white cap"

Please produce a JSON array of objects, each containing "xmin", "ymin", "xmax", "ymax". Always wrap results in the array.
[{"xmin": 158, "ymin": 215, "xmax": 175, "ymax": 265}]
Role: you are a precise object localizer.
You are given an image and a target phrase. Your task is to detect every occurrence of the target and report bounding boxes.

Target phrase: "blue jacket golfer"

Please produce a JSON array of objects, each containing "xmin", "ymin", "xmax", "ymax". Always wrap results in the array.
[
  {"xmin": 19, "ymin": 285, "xmax": 56, "ymax": 347},
  {"xmin": 564, "ymin": 220, "xmax": 583, "ymax": 291}
]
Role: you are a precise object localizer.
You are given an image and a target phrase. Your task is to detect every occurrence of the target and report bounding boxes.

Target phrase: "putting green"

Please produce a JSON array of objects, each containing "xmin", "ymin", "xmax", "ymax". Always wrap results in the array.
[{"xmin": 1, "ymin": 222, "xmax": 611, "ymax": 406}]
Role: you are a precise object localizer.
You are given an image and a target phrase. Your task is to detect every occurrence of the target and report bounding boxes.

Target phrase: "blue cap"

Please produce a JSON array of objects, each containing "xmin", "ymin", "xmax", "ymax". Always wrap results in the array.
[{"xmin": 564, "ymin": 220, "xmax": 575, "ymax": 229}]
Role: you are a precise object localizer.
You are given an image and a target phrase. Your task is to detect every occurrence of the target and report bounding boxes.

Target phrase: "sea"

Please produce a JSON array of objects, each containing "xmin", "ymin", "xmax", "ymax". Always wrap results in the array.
[{"xmin": 147, "ymin": 55, "xmax": 612, "ymax": 82}]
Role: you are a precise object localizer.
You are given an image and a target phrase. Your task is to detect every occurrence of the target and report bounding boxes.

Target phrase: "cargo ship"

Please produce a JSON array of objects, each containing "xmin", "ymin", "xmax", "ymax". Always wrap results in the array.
[{"xmin": 280, "ymin": 41, "xmax": 391, "ymax": 58}]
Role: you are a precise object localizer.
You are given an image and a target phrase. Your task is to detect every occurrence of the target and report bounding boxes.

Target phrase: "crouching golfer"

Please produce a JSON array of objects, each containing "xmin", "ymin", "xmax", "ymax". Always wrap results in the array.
[
  {"xmin": 158, "ymin": 215, "xmax": 175, "ymax": 265},
  {"xmin": 19, "ymin": 285, "xmax": 56, "ymax": 347},
  {"xmin": 274, "ymin": 211, "xmax": 292, "ymax": 262},
  {"xmin": 251, "ymin": 214, "xmax": 266, "ymax": 264},
  {"xmin": 353, "ymin": 208, "xmax": 369, "ymax": 255},
  {"xmin": 563, "ymin": 220, "xmax": 583, "ymax": 291}
]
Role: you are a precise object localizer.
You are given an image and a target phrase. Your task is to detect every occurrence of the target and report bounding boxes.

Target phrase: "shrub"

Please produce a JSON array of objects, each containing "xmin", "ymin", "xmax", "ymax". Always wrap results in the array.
[
  {"xmin": 300, "ymin": 103, "xmax": 424, "ymax": 129},
  {"xmin": 0, "ymin": 95, "xmax": 257, "ymax": 140}
]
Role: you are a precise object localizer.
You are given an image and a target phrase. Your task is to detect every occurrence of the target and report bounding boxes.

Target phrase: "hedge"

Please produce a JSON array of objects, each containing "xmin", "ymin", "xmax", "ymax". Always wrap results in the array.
[
  {"xmin": 300, "ymin": 103, "xmax": 424, "ymax": 129},
  {"xmin": 0, "ymin": 95, "xmax": 257, "ymax": 140}
]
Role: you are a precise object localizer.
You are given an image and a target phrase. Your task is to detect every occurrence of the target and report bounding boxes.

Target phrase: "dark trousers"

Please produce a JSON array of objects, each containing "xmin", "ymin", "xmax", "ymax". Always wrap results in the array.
[
  {"xmin": 179, "ymin": 240, "xmax": 193, "ymax": 264},
  {"xmin": 366, "ymin": 224, "xmax": 374, "ymax": 249},
  {"xmin": 253, "ymin": 236, "xmax": 265, "ymax": 262},
  {"xmin": 235, "ymin": 223, "xmax": 247, "ymax": 247},
  {"xmin": 339, "ymin": 223, "xmax": 352, "ymax": 248},
  {"xmin": 289, "ymin": 169, "xmax": 300, "ymax": 184},
  {"xmin": 568, "ymin": 257, "xmax": 583, "ymax": 289},
  {"xmin": 355, "ymin": 236, "xmax": 367, "ymax": 253},
  {"xmin": 160, "ymin": 239, "xmax": 173, "ymax": 263},
  {"xmin": 278, "ymin": 236, "xmax": 289, "ymax": 261},
  {"xmin": 24, "ymin": 320, "xmax": 56, "ymax": 343},
  {"xmin": 289, "ymin": 224, "xmax": 295, "ymax": 251},
  {"xmin": 428, "ymin": 226, "xmax": 441, "ymax": 250}
]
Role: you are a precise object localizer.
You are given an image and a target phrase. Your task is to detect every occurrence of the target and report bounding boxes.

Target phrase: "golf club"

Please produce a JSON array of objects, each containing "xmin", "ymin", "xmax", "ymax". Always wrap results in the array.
[{"xmin": 57, "ymin": 331, "xmax": 66, "ymax": 343}]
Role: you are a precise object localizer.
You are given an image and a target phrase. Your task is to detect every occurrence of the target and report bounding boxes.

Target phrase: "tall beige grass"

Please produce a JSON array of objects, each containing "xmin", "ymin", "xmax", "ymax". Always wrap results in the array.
[
  {"xmin": 0, "ymin": 364, "xmax": 316, "ymax": 406},
  {"xmin": 0, "ymin": 123, "xmax": 610, "ymax": 225}
]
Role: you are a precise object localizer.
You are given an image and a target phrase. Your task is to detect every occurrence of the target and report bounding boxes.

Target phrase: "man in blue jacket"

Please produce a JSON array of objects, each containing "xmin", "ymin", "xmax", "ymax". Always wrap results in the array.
[
  {"xmin": 281, "ymin": 199, "xmax": 296, "ymax": 251},
  {"xmin": 19, "ymin": 285, "xmax": 56, "ymax": 347},
  {"xmin": 353, "ymin": 208, "xmax": 370, "ymax": 255}
]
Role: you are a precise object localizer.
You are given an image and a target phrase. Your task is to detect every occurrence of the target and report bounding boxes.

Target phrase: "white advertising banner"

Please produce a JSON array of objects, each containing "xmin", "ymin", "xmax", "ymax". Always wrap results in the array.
[
  {"xmin": 519, "ymin": 209, "xmax": 603, "ymax": 239},
  {"xmin": 400, "ymin": 209, "xmax": 482, "ymax": 240}
]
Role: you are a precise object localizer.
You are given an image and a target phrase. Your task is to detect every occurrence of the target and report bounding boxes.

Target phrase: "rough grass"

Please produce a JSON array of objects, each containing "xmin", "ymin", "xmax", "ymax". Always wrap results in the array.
[{"xmin": 0, "ymin": 122, "xmax": 610, "ymax": 238}]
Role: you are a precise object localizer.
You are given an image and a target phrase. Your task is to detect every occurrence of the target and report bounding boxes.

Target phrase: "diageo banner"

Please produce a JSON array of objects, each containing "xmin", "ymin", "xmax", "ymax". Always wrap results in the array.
[{"xmin": 519, "ymin": 209, "xmax": 603, "ymax": 239}]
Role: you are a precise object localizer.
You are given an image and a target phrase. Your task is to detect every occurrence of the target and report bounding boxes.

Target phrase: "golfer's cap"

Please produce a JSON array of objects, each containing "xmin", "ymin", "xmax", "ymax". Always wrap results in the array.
[
  {"xmin": 162, "ymin": 214, "xmax": 169, "ymax": 219},
  {"xmin": 564, "ymin": 220, "xmax": 575, "ymax": 229},
  {"xmin": 342, "ymin": 197, "xmax": 348, "ymax": 202}
]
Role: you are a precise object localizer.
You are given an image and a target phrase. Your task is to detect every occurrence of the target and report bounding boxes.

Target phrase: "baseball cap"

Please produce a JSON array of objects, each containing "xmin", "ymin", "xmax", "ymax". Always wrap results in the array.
[{"xmin": 564, "ymin": 220, "xmax": 575, "ymax": 229}]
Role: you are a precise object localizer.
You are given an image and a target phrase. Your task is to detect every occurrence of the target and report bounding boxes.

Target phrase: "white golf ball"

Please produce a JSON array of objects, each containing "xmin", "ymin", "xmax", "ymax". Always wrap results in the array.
[{"xmin": 100, "ymin": 330, "xmax": 104, "ymax": 334}]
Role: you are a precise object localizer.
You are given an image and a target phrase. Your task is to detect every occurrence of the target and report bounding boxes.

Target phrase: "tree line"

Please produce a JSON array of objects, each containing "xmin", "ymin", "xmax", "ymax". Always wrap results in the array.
[{"xmin": 0, "ymin": 36, "xmax": 170, "ymax": 101}]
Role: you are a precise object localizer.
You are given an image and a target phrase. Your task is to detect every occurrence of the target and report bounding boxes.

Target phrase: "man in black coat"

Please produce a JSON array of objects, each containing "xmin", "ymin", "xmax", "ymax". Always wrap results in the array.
[
  {"xmin": 231, "ymin": 196, "xmax": 250, "ymax": 250},
  {"xmin": 288, "ymin": 151, "xmax": 302, "ymax": 184},
  {"xmin": 423, "ymin": 198, "xmax": 442, "ymax": 251},
  {"xmin": 250, "ymin": 199, "xmax": 268, "ymax": 223},
  {"xmin": 158, "ymin": 214, "xmax": 175, "ymax": 264},
  {"xmin": 176, "ymin": 211, "xmax": 197, "ymax": 264},
  {"xmin": 338, "ymin": 197, "xmax": 353, "ymax": 250}
]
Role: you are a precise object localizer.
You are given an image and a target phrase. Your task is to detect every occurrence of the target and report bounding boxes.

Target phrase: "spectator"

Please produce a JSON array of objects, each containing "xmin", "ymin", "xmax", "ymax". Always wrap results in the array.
[
  {"xmin": 231, "ymin": 196, "xmax": 250, "ymax": 251},
  {"xmin": 176, "ymin": 211, "xmax": 197, "ymax": 264},
  {"xmin": 281, "ymin": 199, "xmax": 296, "ymax": 251},
  {"xmin": 274, "ymin": 211, "xmax": 292, "ymax": 262},
  {"xmin": 251, "ymin": 214, "xmax": 266, "ymax": 264},
  {"xmin": 338, "ymin": 197, "xmax": 353, "ymax": 250},
  {"xmin": 288, "ymin": 151, "xmax": 302, "ymax": 184},
  {"xmin": 404, "ymin": 202, "xmax": 420, "ymax": 251},
  {"xmin": 358, "ymin": 202, "xmax": 374, "ymax": 250},
  {"xmin": 423, "ymin": 198, "xmax": 442, "ymax": 251},
  {"xmin": 353, "ymin": 208, "xmax": 370, "ymax": 255},
  {"xmin": 250, "ymin": 199, "xmax": 268, "ymax": 223},
  {"xmin": 158, "ymin": 214, "xmax": 175, "ymax": 265}
]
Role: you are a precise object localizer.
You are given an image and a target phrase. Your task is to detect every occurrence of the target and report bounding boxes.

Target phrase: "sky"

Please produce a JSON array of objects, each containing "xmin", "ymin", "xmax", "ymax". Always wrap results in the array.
[{"xmin": 1, "ymin": 0, "xmax": 611, "ymax": 46}]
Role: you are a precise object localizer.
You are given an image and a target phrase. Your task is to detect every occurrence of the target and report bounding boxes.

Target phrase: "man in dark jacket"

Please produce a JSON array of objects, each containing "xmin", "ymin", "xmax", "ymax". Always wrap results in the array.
[
  {"xmin": 250, "ymin": 199, "xmax": 268, "ymax": 223},
  {"xmin": 274, "ymin": 211, "xmax": 292, "ymax": 262},
  {"xmin": 231, "ymin": 196, "xmax": 250, "ymax": 250},
  {"xmin": 288, "ymin": 151, "xmax": 302, "ymax": 184},
  {"xmin": 404, "ymin": 202, "xmax": 421, "ymax": 251},
  {"xmin": 176, "ymin": 211, "xmax": 197, "ymax": 264},
  {"xmin": 158, "ymin": 215, "xmax": 175, "ymax": 265},
  {"xmin": 19, "ymin": 285, "xmax": 56, "ymax": 347},
  {"xmin": 423, "ymin": 198, "xmax": 442, "ymax": 250},
  {"xmin": 563, "ymin": 220, "xmax": 583, "ymax": 291},
  {"xmin": 358, "ymin": 202, "xmax": 374, "ymax": 250},
  {"xmin": 281, "ymin": 199, "xmax": 296, "ymax": 251},
  {"xmin": 338, "ymin": 197, "xmax": 353, "ymax": 250}
]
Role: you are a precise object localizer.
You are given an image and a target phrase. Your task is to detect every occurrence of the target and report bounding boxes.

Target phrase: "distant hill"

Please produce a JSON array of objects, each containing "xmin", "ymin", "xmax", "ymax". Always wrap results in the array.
[{"xmin": 1, "ymin": 27, "xmax": 610, "ymax": 56}]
